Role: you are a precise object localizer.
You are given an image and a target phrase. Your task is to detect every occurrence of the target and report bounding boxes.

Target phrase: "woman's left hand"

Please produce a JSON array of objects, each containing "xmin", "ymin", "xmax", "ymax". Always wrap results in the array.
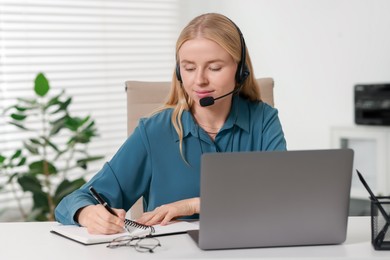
[{"xmin": 136, "ymin": 197, "xmax": 200, "ymax": 226}]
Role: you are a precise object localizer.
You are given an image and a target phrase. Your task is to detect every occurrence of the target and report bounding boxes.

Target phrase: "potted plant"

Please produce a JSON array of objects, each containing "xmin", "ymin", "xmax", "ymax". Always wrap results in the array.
[{"xmin": 0, "ymin": 73, "xmax": 103, "ymax": 221}]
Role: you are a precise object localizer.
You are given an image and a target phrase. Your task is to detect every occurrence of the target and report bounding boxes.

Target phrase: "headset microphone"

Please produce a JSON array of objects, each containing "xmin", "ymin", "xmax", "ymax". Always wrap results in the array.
[{"xmin": 199, "ymin": 87, "xmax": 241, "ymax": 107}]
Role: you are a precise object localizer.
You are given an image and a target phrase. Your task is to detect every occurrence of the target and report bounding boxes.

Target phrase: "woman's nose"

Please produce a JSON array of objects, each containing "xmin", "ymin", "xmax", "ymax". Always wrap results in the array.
[{"xmin": 195, "ymin": 69, "xmax": 208, "ymax": 85}]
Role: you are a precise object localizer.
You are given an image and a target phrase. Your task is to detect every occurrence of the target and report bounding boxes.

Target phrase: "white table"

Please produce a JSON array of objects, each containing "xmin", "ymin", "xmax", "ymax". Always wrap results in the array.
[{"xmin": 1, "ymin": 217, "xmax": 389, "ymax": 259}]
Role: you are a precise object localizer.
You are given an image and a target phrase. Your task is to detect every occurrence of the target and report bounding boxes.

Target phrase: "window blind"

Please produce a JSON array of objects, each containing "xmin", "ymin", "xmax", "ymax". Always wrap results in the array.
[{"xmin": 0, "ymin": 0, "xmax": 179, "ymax": 221}]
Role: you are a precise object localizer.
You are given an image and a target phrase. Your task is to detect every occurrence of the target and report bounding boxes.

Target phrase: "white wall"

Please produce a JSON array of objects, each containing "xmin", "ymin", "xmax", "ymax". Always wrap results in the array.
[{"xmin": 179, "ymin": 0, "xmax": 390, "ymax": 150}]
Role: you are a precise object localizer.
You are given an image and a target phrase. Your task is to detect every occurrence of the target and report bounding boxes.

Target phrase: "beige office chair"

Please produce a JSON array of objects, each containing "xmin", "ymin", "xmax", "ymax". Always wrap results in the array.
[{"xmin": 125, "ymin": 78, "xmax": 275, "ymax": 219}]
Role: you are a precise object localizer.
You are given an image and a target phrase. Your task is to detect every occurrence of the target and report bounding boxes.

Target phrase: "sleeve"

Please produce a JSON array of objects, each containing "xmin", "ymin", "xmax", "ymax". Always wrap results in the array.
[
  {"xmin": 54, "ymin": 121, "xmax": 152, "ymax": 225},
  {"xmin": 261, "ymin": 105, "xmax": 287, "ymax": 151}
]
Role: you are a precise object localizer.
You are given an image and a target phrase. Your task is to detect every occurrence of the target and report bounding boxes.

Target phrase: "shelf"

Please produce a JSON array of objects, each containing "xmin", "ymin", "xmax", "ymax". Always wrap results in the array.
[{"xmin": 331, "ymin": 126, "xmax": 390, "ymax": 198}]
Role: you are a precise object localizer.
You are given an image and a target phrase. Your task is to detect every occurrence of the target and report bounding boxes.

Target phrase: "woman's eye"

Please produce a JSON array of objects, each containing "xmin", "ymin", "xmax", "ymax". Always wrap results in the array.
[
  {"xmin": 184, "ymin": 67, "xmax": 195, "ymax": 71},
  {"xmin": 209, "ymin": 67, "xmax": 221, "ymax": 71}
]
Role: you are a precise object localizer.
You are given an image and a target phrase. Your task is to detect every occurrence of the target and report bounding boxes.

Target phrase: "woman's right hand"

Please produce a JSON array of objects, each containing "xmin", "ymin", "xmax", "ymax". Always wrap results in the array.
[{"xmin": 76, "ymin": 205, "xmax": 126, "ymax": 234}]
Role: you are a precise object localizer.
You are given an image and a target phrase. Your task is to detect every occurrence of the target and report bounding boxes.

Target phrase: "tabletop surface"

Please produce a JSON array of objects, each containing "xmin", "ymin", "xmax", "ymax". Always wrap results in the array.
[{"xmin": 1, "ymin": 216, "xmax": 389, "ymax": 260}]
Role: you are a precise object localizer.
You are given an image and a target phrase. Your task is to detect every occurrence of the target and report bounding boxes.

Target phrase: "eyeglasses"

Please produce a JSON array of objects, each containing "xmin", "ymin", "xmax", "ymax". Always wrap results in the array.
[{"xmin": 107, "ymin": 235, "xmax": 161, "ymax": 253}]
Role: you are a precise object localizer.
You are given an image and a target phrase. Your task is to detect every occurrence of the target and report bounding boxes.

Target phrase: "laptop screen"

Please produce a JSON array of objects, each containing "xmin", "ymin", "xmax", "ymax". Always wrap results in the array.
[{"xmin": 197, "ymin": 149, "xmax": 353, "ymax": 250}]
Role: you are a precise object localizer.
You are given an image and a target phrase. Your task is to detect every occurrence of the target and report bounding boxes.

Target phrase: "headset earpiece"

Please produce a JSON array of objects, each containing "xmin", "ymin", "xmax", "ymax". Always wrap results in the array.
[
  {"xmin": 235, "ymin": 61, "xmax": 250, "ymax": 85},
  {"xmin": 234, "ymin": 25, "xmax": 250, "ymax": 85}
]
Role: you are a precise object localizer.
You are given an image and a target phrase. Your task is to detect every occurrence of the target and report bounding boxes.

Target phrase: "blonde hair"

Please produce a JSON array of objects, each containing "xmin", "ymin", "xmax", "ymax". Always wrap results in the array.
[{"xmin": 159, "ymin": 13, "xmax": 261, "ymax": 161}]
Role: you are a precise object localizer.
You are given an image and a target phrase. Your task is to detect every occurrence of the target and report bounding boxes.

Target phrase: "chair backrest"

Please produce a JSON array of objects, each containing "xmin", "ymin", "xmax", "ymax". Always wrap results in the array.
[{"xmin": 125, "ymin": 78, "xmax": 274, "ymax": 218}]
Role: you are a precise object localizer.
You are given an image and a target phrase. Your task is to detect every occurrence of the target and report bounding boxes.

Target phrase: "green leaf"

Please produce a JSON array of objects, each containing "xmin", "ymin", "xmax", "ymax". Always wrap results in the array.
[
  {"xmin": 77, "ymin": 160, "xmax": 87, "ymax": 170},
  {"xmin": 14, "ymin": 105, "xmax": 29, "ymax": 112},
  {"xmin": 11, "ymin": 150, "xmax": 22, "ymax": 160},
  {"xmin": 39, "ymin": 137, "xmax": 60, "ymax": 152},
  {"xmin": 44, "ymin": 91, "xmax": 63, "ymax": 110},
  {"xmin": 76, "ymin": 156, "xmax": 104, "ymax": 170},
  {"xmin": 31, "ymin": 191, "xmax": 49, "ymax": 213},
  {"xmin": 51, "ymin": 114, "xmax": 68, "ymax": 125},
  {"xmin": 0, "ymin": 154, "xmax": 5, "ymax": 165},
  {"xmin": 54, "ymin": 178, "xmax": 86, "ymax": 204},
  {"xmin": 65, "ymin": 116, "xmax": 81, "ymax": 131},
  {"xmin": 24, "ymin": 142, "xmax": 39, "ymax": 155},
  {"xmin": 77, "ymin": 156, "xmax": 104, "ymax": 165},
  {"xmin": 29, "ymin": 138, "xmax": 42, "ymax": 145},
  {"xmin": 9, "ymin": 122, "xmax": 29, "ymax": 131},
  {"xmin": 79, "ymin": 115, "xmax": 91, "ymax": 127},
  {"xmin": 34, "ymin": 73, "xmax": 50, "ymax": 97},
  {"xmin": 68, "ymin": 127, "xmax": 98, "ymax": 145},
  {"xmin": 17, "ymin": 157, "xmax": 26, "ymax": 166},
  {"xmin": 51, "ymin": 97, "xmax": 72, "ymax": 114},
  {"xmin": 49, "ymin": 117, "xmax": 66, "ymax": 136},
  {"xmin": 17, "ymin": 175, "xmax": 42, "ymax": 193},
  {"xmin": 7, "ymin": 173, "xmax": 19, "ymax": 183},
  {"xmin": 73, "ymin": 134, "xmax": 90, "ymax": 144},
  {"xmin": 67, "ymin": 136, "xmax": 84, "ymax": 145},
  {"xmin": 28, "ymin": 160, "xmax": 57, "ymax": 175},
  {"xmin": 83, "ymin": 120, "xmax": 96, "ymax": 132},
  {"xmin": 17, "ymin": 97, "xmax": 37, "ymax": 105},
  {"xmin": 11, "ymin": 113, "xmax": 27, "ymax": 121},
  {"xmin": 61, "ymin": 97, "xmax": 72, "ymax": 110}
]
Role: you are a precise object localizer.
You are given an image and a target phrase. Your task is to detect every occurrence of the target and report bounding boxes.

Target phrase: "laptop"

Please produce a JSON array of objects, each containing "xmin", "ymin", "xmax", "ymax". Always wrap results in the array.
[{"xmin": 188, "ymin": 149, "xmax": 354, "ymax": 250}]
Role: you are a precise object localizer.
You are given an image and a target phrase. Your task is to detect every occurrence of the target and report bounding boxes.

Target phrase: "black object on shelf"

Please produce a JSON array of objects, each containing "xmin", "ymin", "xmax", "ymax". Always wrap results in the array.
[{"xmin": 355, "ymin": 83, "xmax": 390, "ymax": 126}]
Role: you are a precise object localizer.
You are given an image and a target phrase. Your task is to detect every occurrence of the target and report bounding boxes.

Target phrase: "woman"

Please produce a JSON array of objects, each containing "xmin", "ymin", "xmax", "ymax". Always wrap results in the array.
[{"xmin": 55, "ymin": 13, "xmax": 287, "ymax": 234}]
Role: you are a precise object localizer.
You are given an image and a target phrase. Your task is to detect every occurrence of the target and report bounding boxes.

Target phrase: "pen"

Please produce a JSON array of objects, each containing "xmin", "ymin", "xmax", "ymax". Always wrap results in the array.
[{"xmin": 89, "ymin": 186, "xmax": 118, "ymax": 217}]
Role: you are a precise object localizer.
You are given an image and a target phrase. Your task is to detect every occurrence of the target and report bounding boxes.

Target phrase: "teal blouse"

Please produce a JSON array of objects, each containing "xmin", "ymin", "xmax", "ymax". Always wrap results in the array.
[{"xmin": 55, "ymin": 96, "xmax": 287, "ymax": 225}]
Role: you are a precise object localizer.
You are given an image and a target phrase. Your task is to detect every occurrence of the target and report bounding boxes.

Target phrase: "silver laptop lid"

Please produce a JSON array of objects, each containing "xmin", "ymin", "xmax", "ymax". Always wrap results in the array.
[{"xmin": 198, "ymin": 149, "xmax": 353, "ymax": 250}]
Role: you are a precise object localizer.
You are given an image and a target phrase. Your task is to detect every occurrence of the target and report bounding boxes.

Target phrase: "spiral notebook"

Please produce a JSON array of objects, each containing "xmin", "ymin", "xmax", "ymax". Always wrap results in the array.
[
  {"xmin": 51, "ymin": 219, "xmax": 198, "ymax": 245},
  {"xmin": 124, "ymin": 218, "xmax": 155, "ymax": 235}
]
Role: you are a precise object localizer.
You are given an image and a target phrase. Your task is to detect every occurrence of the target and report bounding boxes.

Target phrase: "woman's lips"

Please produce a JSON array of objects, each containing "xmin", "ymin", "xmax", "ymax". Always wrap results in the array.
[{"xmin": 195, "ymin": 90, "xmax": 214, "ymax": 99}]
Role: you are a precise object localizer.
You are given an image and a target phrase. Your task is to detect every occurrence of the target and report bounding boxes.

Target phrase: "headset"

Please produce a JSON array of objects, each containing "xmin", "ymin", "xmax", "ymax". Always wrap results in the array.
[{"xmin": 175, "ymin": 18, "xmax": 250, "ymax": 86}]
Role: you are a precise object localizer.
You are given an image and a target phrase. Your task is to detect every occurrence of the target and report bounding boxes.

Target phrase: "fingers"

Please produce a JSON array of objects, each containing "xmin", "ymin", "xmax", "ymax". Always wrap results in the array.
[
  {"xmin": 161, "ymin": 213, "xmax": 174, "ymax": 226},
  {"xmin": 136, "ymin": 198, "xmax": 201, "ymax": 226},
  {"xmin": 78, "ymin": 205, "xmax": 125, "ymax": 235},
  {"xmin": 91, "ymin": 206, "xmax": 124, "ymax": 234},
  {"xmin": 113, "ymin": 208, "xmax": 127, "ymax": 220},
  {"xmin": 136, "ymin": 206, "xmax": 167, "ymax": 226},
  {"xmin": 147, "ymin": 206, "xmax": 175, "ymax": 226},
  {"xmin": 136, "ymin": 204, "xmax": 178, "ymax": 226}
]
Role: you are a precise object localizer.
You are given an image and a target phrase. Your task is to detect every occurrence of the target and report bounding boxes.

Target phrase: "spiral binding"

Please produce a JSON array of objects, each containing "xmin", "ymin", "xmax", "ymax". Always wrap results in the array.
[{"xmin": 124, "ymin": 218, "xmax": 155, "ymax": 234}]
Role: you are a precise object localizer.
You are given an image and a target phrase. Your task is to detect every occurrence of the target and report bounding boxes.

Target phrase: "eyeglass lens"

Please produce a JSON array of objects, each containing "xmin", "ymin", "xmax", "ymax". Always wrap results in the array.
[{"xmin": 107, "ymin": 236, "xmax": 161, "ymax": 253}]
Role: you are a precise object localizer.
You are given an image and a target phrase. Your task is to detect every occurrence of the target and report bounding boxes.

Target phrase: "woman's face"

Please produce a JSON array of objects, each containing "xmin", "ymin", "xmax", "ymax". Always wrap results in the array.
[{"xmin": 178, "ymin": 37, "xmax": 237, "ymax": 108}]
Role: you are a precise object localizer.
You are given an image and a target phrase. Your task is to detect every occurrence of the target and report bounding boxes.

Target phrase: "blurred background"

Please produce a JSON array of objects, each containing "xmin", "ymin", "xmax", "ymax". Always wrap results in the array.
[{"xmin": 1, "ymin": 0, "xmax": 389, "ymax": 221}]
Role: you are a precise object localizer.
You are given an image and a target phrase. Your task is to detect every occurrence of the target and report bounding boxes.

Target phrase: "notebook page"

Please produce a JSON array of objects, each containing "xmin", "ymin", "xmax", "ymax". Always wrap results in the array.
[{"xmin": 50, "ymin": 220, "xmax": 199, "ymax": 245}]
